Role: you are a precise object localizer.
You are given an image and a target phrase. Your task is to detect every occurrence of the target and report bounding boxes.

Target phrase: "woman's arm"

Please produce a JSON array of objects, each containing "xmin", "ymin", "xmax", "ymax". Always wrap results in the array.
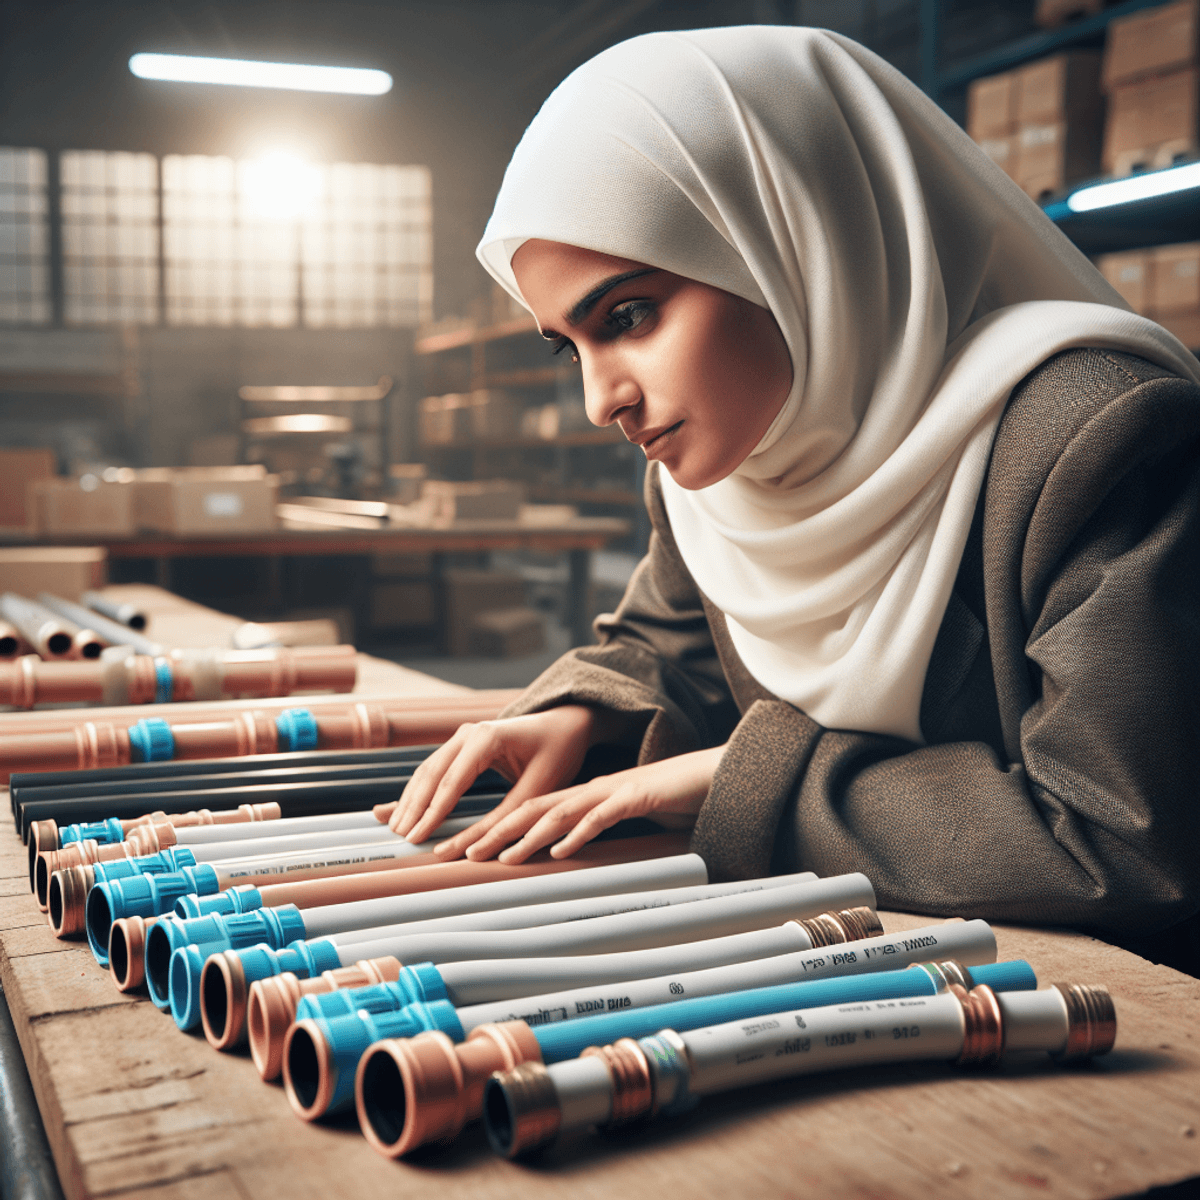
[{"xmin": 391, "ymin": 466, "xmax": 741, "ymax": 851}]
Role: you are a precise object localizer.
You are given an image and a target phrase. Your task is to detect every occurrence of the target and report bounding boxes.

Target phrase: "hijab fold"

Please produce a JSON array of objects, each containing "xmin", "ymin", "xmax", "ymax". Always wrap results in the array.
[{"xmin": 478, "ymin": 26, "xmax": 1200, "ymax": 741}]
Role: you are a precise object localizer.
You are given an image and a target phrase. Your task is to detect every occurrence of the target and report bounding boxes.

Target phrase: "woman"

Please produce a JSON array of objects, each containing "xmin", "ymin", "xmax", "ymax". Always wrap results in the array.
[{"xmin": 391, "ymin": 26, "xmax": 1200, "ymax": 949}]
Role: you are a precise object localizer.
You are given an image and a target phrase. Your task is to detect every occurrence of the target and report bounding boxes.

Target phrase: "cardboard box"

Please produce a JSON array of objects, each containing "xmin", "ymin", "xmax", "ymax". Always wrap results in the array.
[
  {"xmin": 1103, "ymin": 0, "xmax": 1199, "ymax": 90},
  {"xmin": 0, "ymin": 448, "xmax": 56, "ymax": 531},
  {"xmin": 977, "ymin": 133, "xmax": 1019, "ymax": 176},
  {"xmin": 967, "ymin": 71, "xmax": 1017, "ymax": 139},
  {"xmin": 0, "ymin": 546, "xmax": 106, "ymax": 600},
  {"xmin": 1102, "ymin": 66, "xmax": 1199, "ymax": 172},
  {"xmin": 468, "ymin": 390, "xmax": 521, "ymax": 442},
  {"xmin": 1015, "ymin": 52, "xmax": 1102, "ymax": 124},
  {"xmin": 1013, "ymin": 115, "xmax": 1102, "ymax": 199},
  {"xmin": 468, "ymin": 607, "xmax": 546, "ymax": 658},
  {"xmin": 1096, "ymin": 249, "xmax": 1151, "ymax": 312},
  {"xmin": 443, "ymin": 569, "xmax": 527, "ymax": 656},
  {"xmin": 1036, "ymin": 0, "xmax": 1106, "ymax": 28},
  {"xmin": 419, "ymin": 394, "xmax": 473, "ymax": 445},
  {"xmin": 368, "ymin": 581, "xmax": 437, "ymax": 630},
  {"xmin": 422, "ymin": 479, "xmax": 525, "ymax": 522},
  {"xmin": 388, "ymin": 463, "xmax": 428, "ymax": 505},
  {"xmin": 132, "ymin": 466, "xmax": 279, "ymax": 535},
  {"xmin": 32, "ymin": 476, "xmax": 137, "ymax": 536},
  {"xmin": 1149, "ymin": 242, "xmax": 1200, "ymax": 312},
  {"xmin": 1155, "ymin": 308, "xmax": 1200, "ymax": 347}
]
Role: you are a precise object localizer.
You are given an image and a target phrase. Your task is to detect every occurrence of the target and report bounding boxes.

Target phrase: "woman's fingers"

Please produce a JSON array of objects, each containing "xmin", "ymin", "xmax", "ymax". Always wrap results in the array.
[{"xmin": 391, "ymin": 725, "xmax": 491, "ymax": 838}]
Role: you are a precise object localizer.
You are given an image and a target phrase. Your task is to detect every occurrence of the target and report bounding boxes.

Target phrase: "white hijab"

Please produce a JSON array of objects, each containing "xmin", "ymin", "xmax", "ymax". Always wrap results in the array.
[{"xmin": 477, "ymin": 26, "xmax": 1200, "ymax": 742}]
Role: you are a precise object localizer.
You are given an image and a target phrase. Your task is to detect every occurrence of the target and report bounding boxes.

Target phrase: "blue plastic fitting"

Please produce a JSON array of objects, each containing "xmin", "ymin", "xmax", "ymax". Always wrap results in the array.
[
  {"xmin": 153, "ymin": 657, "xmax": 173, "ymax": 705},
  {"xmin": 127, "ymin": 717, "xmax": 175, "ymax": 763},
  {"xmin": 84, "ymin": 863, "xmax": 220, "ymax": 965},
  {"xmin": 275, "ymin": 708, "xmax": 318, "ymax": 752},
  {"xmin": 174, "ymin": 887, "xmax": 265, "ymax": 920},
  {"xmin": 530, "ymin": 959, "xmax": 1039, "ymax": 1066},
  {"xmin": 293, "ymin": 964, "xmax": 448, "ymax": 1024},
  {"xmin": 294, "ymin": 1000, "xmax": 464, "ymax": 1116},
  {"xmin": 153, "ymin": 906, "xmax": 309, "ymax": 1025},
  {"xmin": 91, "ymin": 846, "xmax": 198, "ymax": 887},
  {"xmin": 60, "ymin": 817, "xmax": 125, "ymax": 846}
]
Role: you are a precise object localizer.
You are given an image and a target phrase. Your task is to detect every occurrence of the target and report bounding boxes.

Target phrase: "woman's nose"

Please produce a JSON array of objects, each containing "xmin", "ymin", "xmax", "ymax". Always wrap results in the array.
[{"xmin": 582, "ymin": 355, "xmax": 641, "ymax": 427}]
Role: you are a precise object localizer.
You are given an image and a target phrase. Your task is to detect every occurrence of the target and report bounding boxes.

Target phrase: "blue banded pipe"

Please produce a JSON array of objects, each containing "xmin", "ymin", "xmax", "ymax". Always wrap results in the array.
[
  {"xmin": 61, "ymin": 817, "xmax": 127, "ymax": 846},
  {"xmin": 158, "ymin": 907, "xmax": 308, "ymax": 1023},
  {"xmin": 291, "ymin": 959, "xmax": 1035, "ymax": 1122}
]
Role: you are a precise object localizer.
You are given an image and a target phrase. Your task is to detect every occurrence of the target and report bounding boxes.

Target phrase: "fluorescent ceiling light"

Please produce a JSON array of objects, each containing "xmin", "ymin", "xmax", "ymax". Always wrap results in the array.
[
  {"xmin": 129, "ymin": 52, "xmax": 391, "ymax": 95},
  {"xmin": 1067, "ymin": 161, "xmax": 1200, "ymax": 212}
]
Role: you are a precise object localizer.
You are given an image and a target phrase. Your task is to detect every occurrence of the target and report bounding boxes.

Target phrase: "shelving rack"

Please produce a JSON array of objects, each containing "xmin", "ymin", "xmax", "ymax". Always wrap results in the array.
[
  {"xmin": 922, "ymin": 0, "xmax": 1199, "ymax": 266},
  {"xmin": 414, "ymin": 318, "xmax": 641, "ymax": 522}
]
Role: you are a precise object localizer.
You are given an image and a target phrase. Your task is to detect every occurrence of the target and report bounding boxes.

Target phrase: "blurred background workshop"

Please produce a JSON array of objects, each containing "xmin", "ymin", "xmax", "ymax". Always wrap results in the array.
[{"xmin": 1, "ymin": 3, "xmax": 1198, "ymax": 1200}]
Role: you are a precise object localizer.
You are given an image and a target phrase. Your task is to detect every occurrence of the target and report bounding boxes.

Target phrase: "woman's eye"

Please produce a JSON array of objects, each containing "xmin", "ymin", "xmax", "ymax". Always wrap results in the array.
[{"xmin": 606, "ymin": 300, "xmax": 654, "ymax": 335}]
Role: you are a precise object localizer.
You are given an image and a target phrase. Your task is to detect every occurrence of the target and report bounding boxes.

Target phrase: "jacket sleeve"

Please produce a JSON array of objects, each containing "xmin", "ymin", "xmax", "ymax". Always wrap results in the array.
[
  {"xmin": 500, "ymin": 464, "xmax": 742, "ymax": 764},
  {"xmin": 692, "ymin": 361, "xmax": 1200, "ymax": 939}
]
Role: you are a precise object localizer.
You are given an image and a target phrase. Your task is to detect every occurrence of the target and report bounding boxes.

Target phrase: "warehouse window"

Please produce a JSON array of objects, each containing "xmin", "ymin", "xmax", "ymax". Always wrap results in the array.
[
  {"xmin": 0, "ymin": 149, "xmax": 431, "ymax": 329},
  {"xmin": 162, "ymin": 154, "xmax": 299, "ymax": 327},
  {"xmin": 302, "ymin": 162, "xmax": 432, "ymax": 328},
  {"xmin": 0, "ymin": 147, "xmax": 51, "ymax": 324},
  {"xmin": 60, "ymin": 150, "xmax": 159, "ymax": 325}
]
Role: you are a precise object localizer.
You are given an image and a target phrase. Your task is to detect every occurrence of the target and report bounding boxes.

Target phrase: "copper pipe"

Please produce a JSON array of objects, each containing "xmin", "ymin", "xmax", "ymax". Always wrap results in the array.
[
  {"xmin": 0, "ymin": 646, "xmax": 357, "ymax": 710},
  {"xmin": 1, "ymin": 697, "xmax": 513, "ymax": 778},
  {"xmin": 0, "ymin": 689, "xmax": 518, "ymax": 737}
]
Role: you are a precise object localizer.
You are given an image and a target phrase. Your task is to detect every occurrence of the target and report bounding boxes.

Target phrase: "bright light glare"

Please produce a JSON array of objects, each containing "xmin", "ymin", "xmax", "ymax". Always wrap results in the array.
[
  {"xmin": 129, "ymin": 52, "xmax": 392, "ymax": 95},
  {"xmin": 240, "ymin": 153, "xmax": 324, "ymax": 220},
  {"xmin": 1068, "ymin": 161, "xmax": 1200, "ymax": 212}
]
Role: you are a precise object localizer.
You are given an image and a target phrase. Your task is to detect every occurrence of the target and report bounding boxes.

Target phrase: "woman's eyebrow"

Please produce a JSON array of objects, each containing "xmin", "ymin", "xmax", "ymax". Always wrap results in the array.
[{"xmin": 566, "ymin": 267, "xmax": 659, "ymax": 325}]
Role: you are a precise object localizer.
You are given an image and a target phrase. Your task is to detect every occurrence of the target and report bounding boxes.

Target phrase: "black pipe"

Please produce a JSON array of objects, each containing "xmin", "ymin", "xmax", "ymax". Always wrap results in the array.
[
  {"xmin": 19, "ymin": 776, "xmax": 507, "ymax": 844},
  {"xmin": 10, "ymin": 745, "xmax": 440, "ymax": 820},
  {"xmin": 14, "ymin": 758, "xmax": 464, "ymax": 807},
  {"xmin": 0, "ymin": 983, "xmax": 66, "ymax": 1200}
]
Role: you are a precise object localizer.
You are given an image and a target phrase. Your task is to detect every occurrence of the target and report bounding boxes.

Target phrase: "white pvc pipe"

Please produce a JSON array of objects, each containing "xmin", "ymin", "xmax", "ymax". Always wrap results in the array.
[
  {"xmin": 171, "ymin": 810, "xmax": 393, "ymax": 846},
  {"xmin": 456, "ymin": 919, "xmax": 996, "ymax": 1031},
  {"xmin": 185, "ymin": 814, "xmax": 477, "ymax": 864},
  {"xmin": 318, "ymin": 873, "xmax": 875, "ymax": 966},
  {"xmin": 680, "ymin": 990, "xmax": 969, "ymax": 1093},
  {"xmin": 301, "ymin": 869, "xmax": 815, "ymax": 942},
  {"xmin": 209, "ymin": 837, "xmax": 449, "ymax": 885},
  {"xmin": 438, "ymin": 924, "xmax": 817, "ymax": 1005}
]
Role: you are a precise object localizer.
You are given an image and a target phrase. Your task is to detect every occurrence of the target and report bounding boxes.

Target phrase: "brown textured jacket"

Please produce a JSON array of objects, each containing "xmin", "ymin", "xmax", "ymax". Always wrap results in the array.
[{"xmin": 505, "ymin": 349, "xmax": 1200, "ymax": 940}]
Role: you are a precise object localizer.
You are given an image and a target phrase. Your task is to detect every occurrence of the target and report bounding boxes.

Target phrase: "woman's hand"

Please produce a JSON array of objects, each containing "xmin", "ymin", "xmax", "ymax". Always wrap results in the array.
[
  {"xmin": 387, "ymin": 706, "xmax": 599, "ymax": 851},
  {"xmin": 462, "ymin": 743, "xmax": 726, "ymax": 864}
]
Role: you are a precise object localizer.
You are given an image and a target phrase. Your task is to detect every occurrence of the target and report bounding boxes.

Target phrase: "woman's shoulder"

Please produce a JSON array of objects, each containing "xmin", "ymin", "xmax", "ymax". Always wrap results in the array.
[
  {"xmin": 991, "ymin": 347, "xmax": 1200, "ymax": 500},
  {"xmin": 1000, "ymin": 346, "xmax": 1200, "ymax": 457}
]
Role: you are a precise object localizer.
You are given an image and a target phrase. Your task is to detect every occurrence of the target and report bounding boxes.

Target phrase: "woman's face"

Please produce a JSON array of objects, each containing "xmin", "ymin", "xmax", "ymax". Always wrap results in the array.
[{"xmin": 511, "ymin": 239, "xmax": 793, "ymax": 490}]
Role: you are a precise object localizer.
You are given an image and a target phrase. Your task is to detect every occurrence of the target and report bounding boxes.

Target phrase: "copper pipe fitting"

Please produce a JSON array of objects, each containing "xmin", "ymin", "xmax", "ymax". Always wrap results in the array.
[
  {"xmin": 356, "ymin": 1021, "xmax": 542, "ymax": 1158},
  {"xmin": 238, "ymin": 956, "xmax": 402, "ymax": 1066},
  {"xmin": 953, "ymin": 983, "xmax": 1006, "ymax": 1066},
  {"xmin": 47, "ymin": 865, "xmax": 93, "ymax": 938},
  {"xmin": 1052, "ymin": 983, "xmax": 1117, "ymax": 1060},
  {"xmin": 109, "ymin": 914, "xmax": 156, "ymax": 991},
  {"xmin": 582, "ymin": 1038, "xmax": 653, "ymax": 1128},
  {"xmin": 793, "ymin": 905, "xmax": 883, "ymax": 948}
]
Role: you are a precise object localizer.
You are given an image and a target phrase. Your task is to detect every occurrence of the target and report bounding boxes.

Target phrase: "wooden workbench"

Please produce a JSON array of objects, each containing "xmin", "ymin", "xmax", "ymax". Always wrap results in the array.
[
  {"xmin": 2, "ymin": 589, "xmax": 1199, "ymax": 1199},
  {"xmin": 17, "ymin": 514, "xmax": 630, "ymax": 648}
]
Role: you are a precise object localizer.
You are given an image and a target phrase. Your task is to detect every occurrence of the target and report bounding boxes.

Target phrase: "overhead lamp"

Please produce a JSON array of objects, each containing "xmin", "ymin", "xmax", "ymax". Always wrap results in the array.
[
  {"xmin": 1067, "ymin": 161, "xmax": 1200, "ymax": 212},
  {"xmin": 129, "ymin": 52, "xmax": 392, "ymax": 96}
]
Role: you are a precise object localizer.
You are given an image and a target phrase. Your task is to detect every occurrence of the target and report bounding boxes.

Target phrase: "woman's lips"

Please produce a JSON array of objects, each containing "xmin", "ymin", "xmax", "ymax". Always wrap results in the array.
[{"xmin": 634, "ymin": 420, "xmax": 684, "ymax": 457}]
